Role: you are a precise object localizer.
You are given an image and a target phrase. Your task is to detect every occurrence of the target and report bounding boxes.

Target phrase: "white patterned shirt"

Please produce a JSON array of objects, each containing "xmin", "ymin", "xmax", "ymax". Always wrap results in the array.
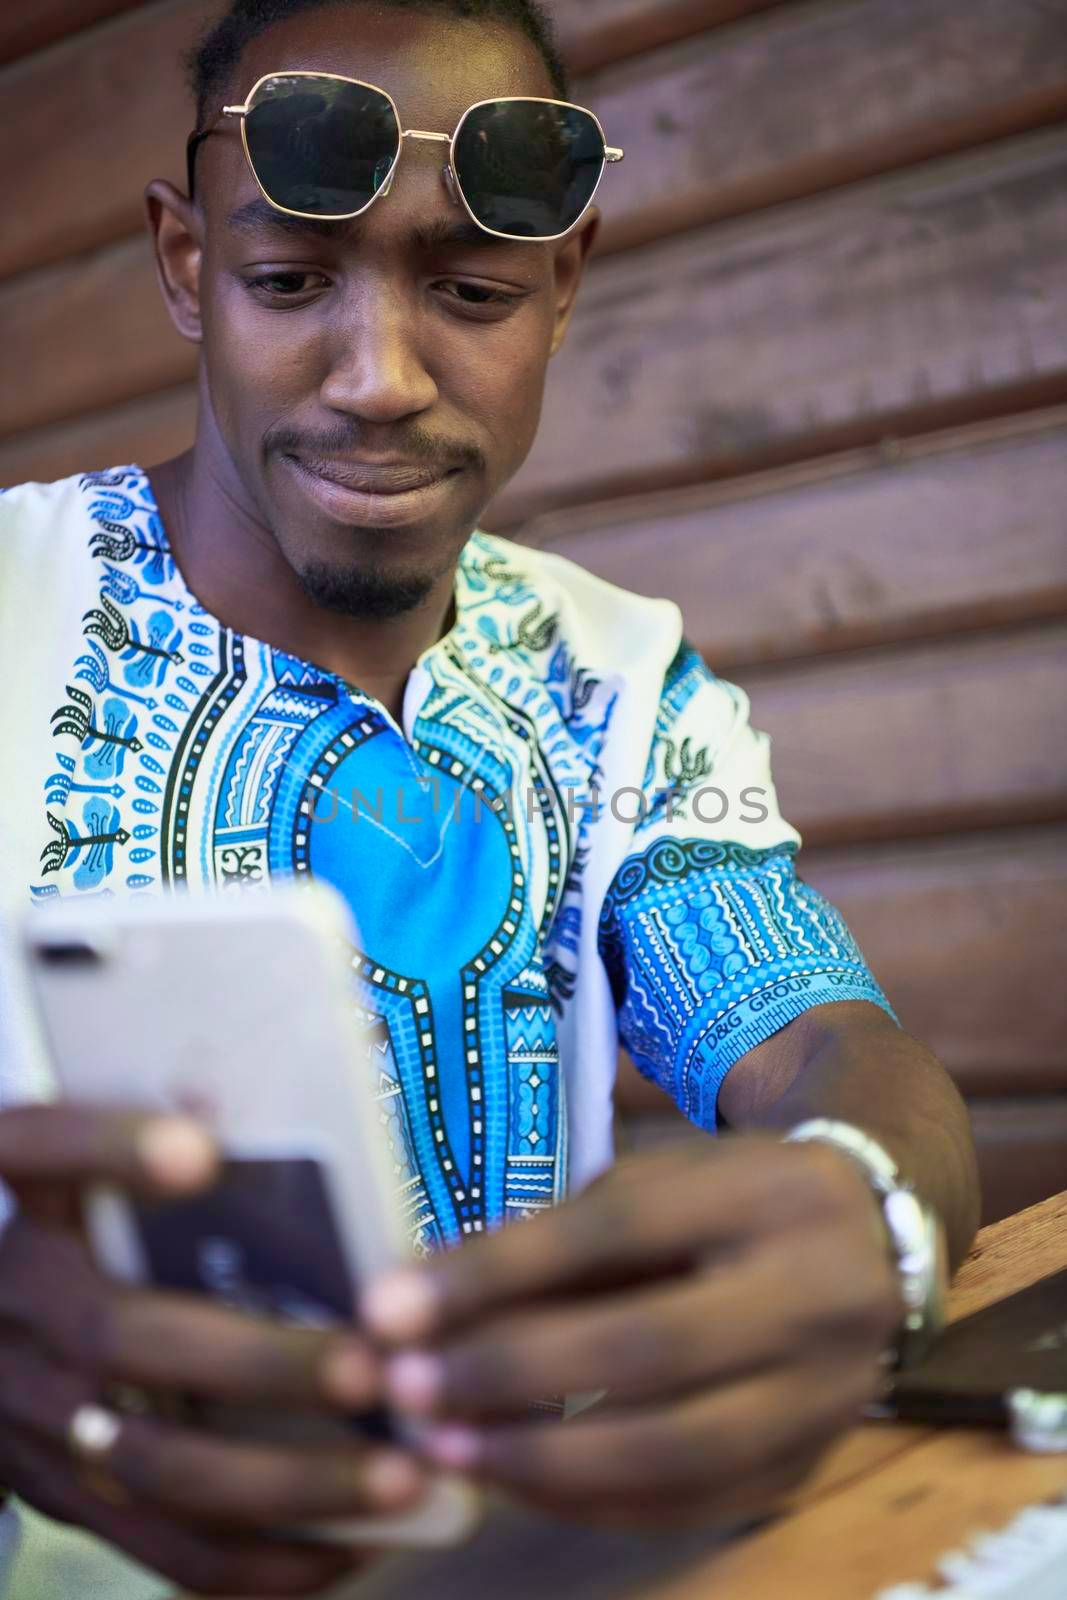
[{"xmin": 0, "ymin": 464, "xmax": 896, "ymax": 1598}]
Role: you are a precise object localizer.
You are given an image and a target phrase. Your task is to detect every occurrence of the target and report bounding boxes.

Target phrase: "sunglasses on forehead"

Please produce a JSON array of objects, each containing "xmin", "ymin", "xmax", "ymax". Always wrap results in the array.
[{"xmin": 186, "ymin": 70, "xmax": 624, "ymax": 242}]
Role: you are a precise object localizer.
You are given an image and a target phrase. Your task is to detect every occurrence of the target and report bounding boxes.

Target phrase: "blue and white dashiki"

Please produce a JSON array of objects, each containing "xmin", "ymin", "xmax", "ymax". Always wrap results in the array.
[
  {"xmin": 0, "ymin": 465, "xmax": 895, "ymax": 1223},
  {"xmin": 0, "ymin": 465, "xmax": 894, "ymax": 1597}
]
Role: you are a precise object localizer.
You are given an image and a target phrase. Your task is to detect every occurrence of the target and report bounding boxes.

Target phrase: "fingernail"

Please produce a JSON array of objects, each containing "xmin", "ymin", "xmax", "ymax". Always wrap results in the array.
[
  {"xmin": 362, "ymin": 1270, "xmax": 437, "ymax": 1341},
  {"xmin": 138, "ymin": 1118, "xmax": 216, "ymax": 1189},
  {"xmin": 364, "ymin": 1450, "xmax": 424, "ymax": 1508},
  {"xmin": 321, "ymin": 1340, "xmax": 377, "ymax": 1406},
  {"xmin": 385, "ymin": 1352, "xmax": 442, "ymax": 1415},
  {"xmin": 420, "ymin": 1425, "xmax": 482, "ymax": 1471}
]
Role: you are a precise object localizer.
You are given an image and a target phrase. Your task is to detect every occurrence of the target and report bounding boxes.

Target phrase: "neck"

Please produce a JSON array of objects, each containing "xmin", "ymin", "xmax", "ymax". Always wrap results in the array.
[{"xmin": 147, "ymin": 407, "xmax": 459, "ymax": 727}]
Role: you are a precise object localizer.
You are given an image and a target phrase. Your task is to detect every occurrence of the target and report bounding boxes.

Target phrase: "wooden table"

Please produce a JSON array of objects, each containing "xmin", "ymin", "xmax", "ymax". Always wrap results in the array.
[{"xmin": 338, "ymin": 1189, "xmax": 1067, "ymax": 1600}]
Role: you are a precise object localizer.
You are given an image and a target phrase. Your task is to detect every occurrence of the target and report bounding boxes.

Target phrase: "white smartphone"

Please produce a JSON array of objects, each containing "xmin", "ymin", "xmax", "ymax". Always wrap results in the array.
[{"xmin": 17, "ymin": 881, "xmax": 481, "ymax": 1549}]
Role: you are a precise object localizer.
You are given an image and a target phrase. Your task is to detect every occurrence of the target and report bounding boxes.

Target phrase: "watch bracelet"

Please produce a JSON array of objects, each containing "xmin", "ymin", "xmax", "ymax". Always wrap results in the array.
[{"xmin": 782, "ymin": 1118, "xmax": 946, "ymax": 1369}]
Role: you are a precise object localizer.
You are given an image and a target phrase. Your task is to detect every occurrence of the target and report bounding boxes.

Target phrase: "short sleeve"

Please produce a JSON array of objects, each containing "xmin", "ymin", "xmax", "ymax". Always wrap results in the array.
[{"xmin": 597, "ymin": 644, "xmax": 896, "ymax": 1130}]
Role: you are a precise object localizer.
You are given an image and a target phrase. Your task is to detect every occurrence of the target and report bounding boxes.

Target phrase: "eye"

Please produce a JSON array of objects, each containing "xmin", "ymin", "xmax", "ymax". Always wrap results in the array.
[
  {"xmin": 435, "ymin": 280, "xmax": 525, "ymax": 314},
  {"xmin": 243, "ymin": 271, "xmax": 330, "ymax": 303},
  {"xmin": 446, "ymin": 282, "xmax": 509, "ymax": 304}
]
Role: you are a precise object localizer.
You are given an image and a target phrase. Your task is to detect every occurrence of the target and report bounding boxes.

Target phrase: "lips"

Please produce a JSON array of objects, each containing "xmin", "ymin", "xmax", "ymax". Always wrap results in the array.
[
  {"xmin": 288, "ymin": 455, "xmax": 453, "ymax": 495},
  {"xmin": 281, "ymin": 452, "xmax": 462, "ymax": 527}
]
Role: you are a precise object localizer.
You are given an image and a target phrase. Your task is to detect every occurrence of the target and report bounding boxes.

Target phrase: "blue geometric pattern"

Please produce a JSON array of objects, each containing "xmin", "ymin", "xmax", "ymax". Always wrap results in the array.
[
  {"xmin": 27, "ymin": 468, "xmax": 624, "ymax": 1251},
  {"xmin": 598, "ymin": 837, "xmax": 896, "ymax": 1130}
]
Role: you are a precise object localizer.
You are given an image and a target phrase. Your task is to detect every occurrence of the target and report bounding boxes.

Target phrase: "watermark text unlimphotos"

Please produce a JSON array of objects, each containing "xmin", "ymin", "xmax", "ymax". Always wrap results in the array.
[{"xmin": 308, "ymin": 778, "xmax": 770, "ymax": 829}]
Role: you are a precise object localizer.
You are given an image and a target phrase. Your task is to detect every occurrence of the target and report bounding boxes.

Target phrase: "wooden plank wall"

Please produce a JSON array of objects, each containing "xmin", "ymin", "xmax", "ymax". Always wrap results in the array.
[{"xmin": 1, "ymin": 0, "xmax": 1065, "ymax": 1222}]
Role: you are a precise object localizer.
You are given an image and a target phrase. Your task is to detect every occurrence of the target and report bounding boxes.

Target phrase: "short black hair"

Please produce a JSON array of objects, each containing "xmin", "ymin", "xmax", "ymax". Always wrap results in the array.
[{"xmin": 187, "ymin": 0, "xmax": 570, "ymax": 130}]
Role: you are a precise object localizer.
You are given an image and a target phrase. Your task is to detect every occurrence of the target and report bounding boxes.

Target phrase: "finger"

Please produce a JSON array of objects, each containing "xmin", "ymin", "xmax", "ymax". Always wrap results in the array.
[
  {"xmin": 385, "ymin": 1230, "xmax": 900, "ymax": 1420},
  {"xmin": 7, "ymin": 1177, "xmax": 83, "ymax": 1228},
  {"xmin": 0, "ymin": 1104, "xmax": 217, "ymax": 1195},
  {"xmin": 0, "ymin": 1220, "xmax": 381, "ymax": 1410},
  {"xmin": 5, "ymin": 1425, "xmax": 363, "ymax": 1597},
  {"xmin": 107, "ymin": 1414, "xmax": 426, "ymax": 1528},
  {"xmin": 362, "ymin": 1139, "xmax": 847, "ymax": 1343},
  {"xmin": 383, "ymin": 1250, "xmax": 791, "ymax": 1419},
  {"xmin": 0, "ymin": 1343, "xmax": 425, "ymax": 1529},
  {"xmin": 501, "ymin": 1432, "xmax": 834, "ymax": 1532},
  {"xmin": 418, "ymin": 1356, "xmax": 882, "ymax": 1505}
]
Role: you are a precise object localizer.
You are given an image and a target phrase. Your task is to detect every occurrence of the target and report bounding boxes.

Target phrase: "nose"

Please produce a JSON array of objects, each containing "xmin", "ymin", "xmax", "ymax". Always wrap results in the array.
[{"xmin": 318, "ymin": 277, "xmax": 439, "ymax": 424}]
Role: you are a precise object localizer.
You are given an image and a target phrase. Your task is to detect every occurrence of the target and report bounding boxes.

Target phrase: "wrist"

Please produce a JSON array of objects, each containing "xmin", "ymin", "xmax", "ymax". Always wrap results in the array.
[{"xmin": 782, "ymin": 1117, "xmax": 948, "ymax": 1369}]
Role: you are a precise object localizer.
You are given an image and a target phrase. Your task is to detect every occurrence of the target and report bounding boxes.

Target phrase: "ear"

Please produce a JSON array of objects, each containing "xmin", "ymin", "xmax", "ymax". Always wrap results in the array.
[
  {"xmin": 145, "ymin": 179, "xmax": 204, "ymax": 344},
  {"xmin": 549, "ymin": 206, "xmax": 600, "ymax": 357}
]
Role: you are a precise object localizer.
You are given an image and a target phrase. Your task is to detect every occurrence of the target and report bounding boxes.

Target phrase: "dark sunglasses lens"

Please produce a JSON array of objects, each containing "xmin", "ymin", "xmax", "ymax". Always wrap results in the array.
[
  {"xmin": 453, "ymin": 101, "xmax": 605, "ymax": 238},
  {"xmin": 244, "ymin": 75, "xmax": 399, "ymax": 215}
]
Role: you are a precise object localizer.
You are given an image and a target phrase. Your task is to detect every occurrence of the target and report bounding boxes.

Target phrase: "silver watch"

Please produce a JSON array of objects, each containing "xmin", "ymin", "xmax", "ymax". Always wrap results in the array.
[{"xmin": 783, "ymin": 1118, "xmax": 948, "ymax": 1370}]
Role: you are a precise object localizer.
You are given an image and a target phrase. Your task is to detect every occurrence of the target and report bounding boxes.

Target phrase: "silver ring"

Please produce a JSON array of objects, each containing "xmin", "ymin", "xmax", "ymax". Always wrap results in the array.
[
  {"xmin": 67, "ymin": 1403, "xmax": 122, "ymax": 1464},
  {"xmin": 67, "ymin": 1404, "xmax": 131, "ymax": 1506}
]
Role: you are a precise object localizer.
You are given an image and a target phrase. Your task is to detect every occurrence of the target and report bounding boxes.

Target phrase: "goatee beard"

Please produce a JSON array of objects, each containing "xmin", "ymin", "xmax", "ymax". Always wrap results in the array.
[{"xmin": 297, "ymin": 557, "xmax": 438, "ymax": 621}]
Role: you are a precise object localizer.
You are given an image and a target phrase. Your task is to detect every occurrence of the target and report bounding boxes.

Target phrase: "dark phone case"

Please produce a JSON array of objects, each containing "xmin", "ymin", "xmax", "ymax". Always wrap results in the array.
[
  {"xmin": 887, "ymin": 1266, "xmax": 1067, "ymax": 1426},
  {"xmin": 129, "ymin": 1155, "xmax": 395, "ymax": 1444}
]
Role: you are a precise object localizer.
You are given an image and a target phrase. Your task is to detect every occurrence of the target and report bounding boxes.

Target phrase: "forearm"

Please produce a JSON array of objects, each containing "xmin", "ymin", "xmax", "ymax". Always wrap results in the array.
[{"xmin": 721, "ymin": 1002, "xmax": 981, "ymax": 1272}]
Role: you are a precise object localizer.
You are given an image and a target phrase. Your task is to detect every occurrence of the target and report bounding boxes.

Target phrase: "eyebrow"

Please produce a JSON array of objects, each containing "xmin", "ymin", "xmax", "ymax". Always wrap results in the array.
[{"xmin": 226, "ymin": 197, "xmax": 520, "ymax": 252}]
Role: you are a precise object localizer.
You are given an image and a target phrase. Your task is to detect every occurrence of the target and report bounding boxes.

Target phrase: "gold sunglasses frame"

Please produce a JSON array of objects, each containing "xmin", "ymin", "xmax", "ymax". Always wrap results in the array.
[{"xmin": 209, "ymin": 70, "xmax": 624, "ymax": 242}]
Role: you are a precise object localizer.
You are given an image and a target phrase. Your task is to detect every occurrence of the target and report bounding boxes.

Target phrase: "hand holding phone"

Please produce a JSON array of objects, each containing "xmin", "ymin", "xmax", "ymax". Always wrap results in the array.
[
  {"xmin": 13, "ymin": 882, "xmax": 481, "ymax": 1563},
  {"xmin": 0, "ymin": 1101, "xmax": 407, "ymax": 1597}
]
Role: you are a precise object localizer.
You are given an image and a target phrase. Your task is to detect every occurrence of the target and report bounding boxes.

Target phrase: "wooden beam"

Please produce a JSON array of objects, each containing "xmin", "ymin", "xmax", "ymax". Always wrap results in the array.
[
  {"xmin": 0, "ymin": 0, "xmax": 217, "ymax": 284},
  {"xmin": 485, "ymin": 129, "xmax": 1067, "ymax": 526},
  {"xmin": 804, "ymin": 829, "xmax": 1067, "ymax": 1098},
  {"xmin": 0, "ymin": 0, "xmax": 142, "ymax": 67},
  {"xmin": 969, "ymin": 1098, "xmax": 1067, "ymax": 1224},
  {"xmin": 0, "ymin": 237, "xmax": 190, "ymax": 439},
  {"xmin": 549, "ymin": 0, "xmax": 789, "ymax": 77},
  {"xmin": 0, "ymin": 0, "xmax": 787, "ymax": 78},
  {"xmin": 525, "ymin": 409, "xmax": 1067, "ymax": 668},
  {"xmin": 739, "ymin": 624, "xmax": 1067, "ymax": 845},
  {"xmin": 583, "ymin": 0, "xmax": 1067, "ymax": 257},
  {"xmin": 0, "ymin": 384, "xmax": 197, "ymax": 488}
]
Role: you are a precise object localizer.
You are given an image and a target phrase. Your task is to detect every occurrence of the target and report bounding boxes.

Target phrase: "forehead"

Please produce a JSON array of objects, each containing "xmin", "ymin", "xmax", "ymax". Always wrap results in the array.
[{"xmin": 228, "ymin": 4, "xmax": 556, "ymax": 130}]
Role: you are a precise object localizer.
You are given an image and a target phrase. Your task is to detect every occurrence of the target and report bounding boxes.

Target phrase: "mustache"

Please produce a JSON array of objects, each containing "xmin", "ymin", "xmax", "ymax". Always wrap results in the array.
[{"xmin": 266, "ymin": 423, "xmax": 485, "ymax": 475}]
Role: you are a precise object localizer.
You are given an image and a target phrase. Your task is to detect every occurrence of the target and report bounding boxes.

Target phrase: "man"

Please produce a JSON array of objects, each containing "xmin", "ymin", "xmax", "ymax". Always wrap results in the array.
[{"xmin": 0, "ymin": 0, "xmax": 980, "ymax": 1594}]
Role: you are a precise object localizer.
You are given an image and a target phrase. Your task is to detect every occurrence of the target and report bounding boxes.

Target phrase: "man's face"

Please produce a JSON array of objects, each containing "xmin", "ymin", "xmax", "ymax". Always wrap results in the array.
[{"xmin": 179, "ymin": 4, "xmax": 595, "ymax": 617}]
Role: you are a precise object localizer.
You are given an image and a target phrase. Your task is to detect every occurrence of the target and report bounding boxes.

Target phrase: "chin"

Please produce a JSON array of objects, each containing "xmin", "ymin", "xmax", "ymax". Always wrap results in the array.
[{"xmin": 296, "ymin": 553, "xmax": 440, "ymax": 621}]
